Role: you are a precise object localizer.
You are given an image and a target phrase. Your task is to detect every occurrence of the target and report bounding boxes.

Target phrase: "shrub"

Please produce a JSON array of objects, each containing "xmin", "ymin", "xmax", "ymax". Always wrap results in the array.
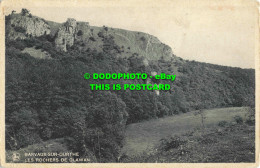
[
  {"xmin": 140, "ymin": 36, "xmax": 146, "ymax": 41},
  {"xmin": 6, "ymin": 40, "xmax": 26, "ymax": 50},
  {"xmin": 245, "ymin": 107, "xmax": 255, "ymax": 126},
  {"xmin": 77, "ymin": 30, "xmax": 83, "ymax": 36},
  {"xmin": 14, "ymin": 26, "xmax": 26, "ymax": 33},
  {"xmin": 218, "ymin": 120, "xmax": 228, "ymax": 127},
  {"xmin": 245, "ymin": 118, "xmax": 254, "ymax": 126},
  {"xmin": 21, "ymin": 8, "xmax": 30, "ymax": 16},
  {"xmin": 245, "ymin": 113, "xmax": 255, "ymax": 126},
  {"xmin": 160, "ymin": 135, "xmax": 187, "ymax": 151},
  {"xmin": 103, "ymin": 26, "xmax": 108, "ymax": 31},
  {"xmin": 16, "ymin": 126, "xmax": 42, "ymax": 148},
  {"xmin": 35, "ymin": 44, "xmax": 42, "ymax": 49},
  {"xmin": 89, "ymin": 37, "xmax": 96, "ymax": 41},
  {"xmin": 234, "ymin": 115, "xmax": 243, "ymax": 124},
  {"xmin": 98, "ymin": 31, "xmax": 104, "ymax": 38}
]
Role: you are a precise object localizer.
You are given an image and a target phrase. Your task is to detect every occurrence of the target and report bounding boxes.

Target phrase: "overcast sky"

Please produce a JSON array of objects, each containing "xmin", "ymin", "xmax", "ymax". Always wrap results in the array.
[{"xmin": 3, "ymin": 0, "xmax": 257, "ymax": 69}]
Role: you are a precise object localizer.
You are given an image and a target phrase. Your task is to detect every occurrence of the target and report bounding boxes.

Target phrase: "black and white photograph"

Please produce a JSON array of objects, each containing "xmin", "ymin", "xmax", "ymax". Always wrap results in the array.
[{"xmin": 0, "ymin": 0, "xmax": 259, "ymax": 167}]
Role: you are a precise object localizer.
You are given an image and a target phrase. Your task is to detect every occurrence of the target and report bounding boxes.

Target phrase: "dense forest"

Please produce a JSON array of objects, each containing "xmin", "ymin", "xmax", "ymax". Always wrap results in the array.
[{"xmin": 5, "ymin": 11, "xmax": 255, "ymax": 162}]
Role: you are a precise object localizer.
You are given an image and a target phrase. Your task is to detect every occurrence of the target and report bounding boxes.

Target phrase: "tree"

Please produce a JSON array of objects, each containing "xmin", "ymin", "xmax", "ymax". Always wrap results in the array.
[
  {"xmin": 68, "ymin": 91, "xmax": 128, "ymax": 162},
  {"xmin": 194, "ymin": 108, "xmax": 206, "ymax": 133},
  {"xmin": 14, "ymin": 26, "xmax": 26, "ymax": 33},
  {"xmin": 103, "ymin": 26, "xmax": 108, "ymax": 35},
  {"xmin": 21, "ymin": 8, "xmax": 30, "ymax": 16},
  {"xmin": 77, "ymin": 30, "xmax": 83, "ymax": 36},
  {"xmin": 7, "ymin": 108, "xmax": 41, "ymax": 149}
]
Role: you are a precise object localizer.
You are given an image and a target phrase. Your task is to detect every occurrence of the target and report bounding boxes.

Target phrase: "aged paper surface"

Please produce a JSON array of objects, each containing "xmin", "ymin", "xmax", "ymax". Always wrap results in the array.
[{"xmin": 0, "ymin": 0, "xmax": 259, "ymax": 167}]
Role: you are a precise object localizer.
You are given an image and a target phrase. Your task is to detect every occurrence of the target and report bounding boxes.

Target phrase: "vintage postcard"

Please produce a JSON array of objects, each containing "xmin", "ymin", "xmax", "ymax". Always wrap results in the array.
[{"xmin": 0, "ymin": 0, "xmax": 259, "ymax": 168}]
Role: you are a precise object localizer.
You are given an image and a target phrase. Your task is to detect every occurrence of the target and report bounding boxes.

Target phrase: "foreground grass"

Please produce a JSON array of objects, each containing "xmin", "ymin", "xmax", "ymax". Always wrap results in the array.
[
  {"xmin": 121, "ymin": 122, "xmax": 255, "ymax": 162},
  {"xmin": 122, "ymin": 107, "xmax": 250, "ymax": 156}
]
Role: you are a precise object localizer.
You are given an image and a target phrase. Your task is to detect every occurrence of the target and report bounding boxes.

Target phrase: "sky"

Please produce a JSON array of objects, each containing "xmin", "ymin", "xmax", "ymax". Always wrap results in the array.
[{"xmin": 2, "ymin": 0, "xmax": 258, "ymax": 69}]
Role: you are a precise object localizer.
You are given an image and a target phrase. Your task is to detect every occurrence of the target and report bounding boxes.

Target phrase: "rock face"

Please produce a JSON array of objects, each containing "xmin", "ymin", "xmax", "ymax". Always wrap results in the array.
[
  {"xmin": 55, "ymin": 18, "xmax": 78, "ymax": 52},
  {"xmin": 53, "ymin": 18, "xmax": 173, "ymax": 60},
  {"xmin": 107, "ymin": 28, "xmax": 173, "ymax": 61},
  {"xmin": 7, "ymin": 13, "xmax": 50, "ymax": 39},
  {"xmin": 7, "ymin": 11, "xmax": 174, "ymax": 61}
]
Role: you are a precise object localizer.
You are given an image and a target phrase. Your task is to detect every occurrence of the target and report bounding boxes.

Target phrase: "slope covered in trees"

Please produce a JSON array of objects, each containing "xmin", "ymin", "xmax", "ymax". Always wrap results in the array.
[{"xmin": 5, "ymin": 11, "xmax": 255, "ymax": 162}]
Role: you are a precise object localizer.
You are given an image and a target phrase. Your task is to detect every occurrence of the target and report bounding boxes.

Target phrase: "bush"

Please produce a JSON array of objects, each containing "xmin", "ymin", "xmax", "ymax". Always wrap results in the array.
[
  {"xmin": 218, "ymin": 120, "xmax": 228, "ymax": 127},
  {"xmin": 21, "ymin": 8, "xmax": 30, "ymax": 16},
  {"xmin": 245, "ymin": 113, "xmax": 255, "ymax": 126},
  {"xmin": 6, "ymin": 40, "xmax": 26, "ymax": 50},
  {"xmin": 98, "ymin": 31, "xmax": 104, "ymax": 38},
  {"xmin": 35, "ymin": 44, "xmax": 42, "ymax": 49},
  {"xmin": 160, "ymin": 135, "xmax": 187, "ymax": 151},
  {"xmin": 245, "ymin": 107, "xmax": 255, "ymax": 126},
  {"xmin": 234, "ymin": 115, "xmax": 243, "ymax": 124},
  {"xmin": 77, "ymin": 30, "xmax": 83, "ymax": 36},
  {"xmin": 89, "ymin": 37, "xmax": 96, "ymax": 41},
  {"xmin": 14, "ymin": 26, "xmax": 26, "ymax": 33},
  {"xmin": 16, "ymin": 126, "xmax": 42, "ymax": 148},
  {"xmin": 140, "ymin": 36, "xmax": 146, "ymax": 41},
  {"xmin": 246, "ymin": 118, "xmax": 255, "ymax": 126}
]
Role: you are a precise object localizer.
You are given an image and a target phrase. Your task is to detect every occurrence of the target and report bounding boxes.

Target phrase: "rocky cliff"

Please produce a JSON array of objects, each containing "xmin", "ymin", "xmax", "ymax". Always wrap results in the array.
[
  {"xmin": 51, "ymin": 18, "xmax": 173, "ymax": 61},
  {"xmin": 6, "ymin": 10, "xmax": 174, "ymax": 61},
  {"xmin": 6, "ymin": 12, "xmax": 50, "ymax": 40},
  {"xmin": 55, "ymin": 18, "xmax": 78, "ymax": 52}
]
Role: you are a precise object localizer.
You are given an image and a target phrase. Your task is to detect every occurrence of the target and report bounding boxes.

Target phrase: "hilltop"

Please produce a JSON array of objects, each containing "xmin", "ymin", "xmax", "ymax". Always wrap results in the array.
[{"xmin": 6, "ymin": 9, "xmax": 173, "ymax": 61}]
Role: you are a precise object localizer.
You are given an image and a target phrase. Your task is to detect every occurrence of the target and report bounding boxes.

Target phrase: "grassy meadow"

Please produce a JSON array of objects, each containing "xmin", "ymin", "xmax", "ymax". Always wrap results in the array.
[{"xmin": 122, "ymin": 107, "xmax": 252, "ymax": 156}]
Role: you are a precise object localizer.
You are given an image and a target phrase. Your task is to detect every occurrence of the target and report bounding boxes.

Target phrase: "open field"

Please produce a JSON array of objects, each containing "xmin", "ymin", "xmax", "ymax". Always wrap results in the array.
[{"xmin": 122, "ymin": 107, "xmax": 250, "ymax": 156}]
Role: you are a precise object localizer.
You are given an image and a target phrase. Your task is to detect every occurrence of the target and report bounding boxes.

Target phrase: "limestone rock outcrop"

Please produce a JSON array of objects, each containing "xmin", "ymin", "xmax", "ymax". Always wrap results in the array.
[
  {"xmin": 8, "ymin": 13, "xmax": 50, "ymax": 40},
  {"xmin": 6, "ymin": 11, "xmax": 174, "ymax": 61},
  {"xmin": 54, "ymin": 18, "xmax": 78, "ymax": 52}
]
